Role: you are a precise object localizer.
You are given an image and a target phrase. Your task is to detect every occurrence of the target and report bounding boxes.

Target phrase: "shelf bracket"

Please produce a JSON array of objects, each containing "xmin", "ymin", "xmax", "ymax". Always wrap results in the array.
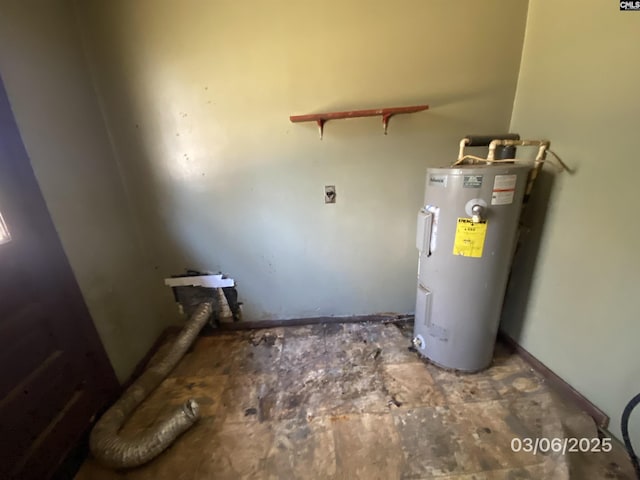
[
  {"xmin": 317, "ymin": 119, "xmax": 325, "ymax": 140},
  {"xmin": 382, "ymin": 113, "xmax": 393, "ymax": 135}
]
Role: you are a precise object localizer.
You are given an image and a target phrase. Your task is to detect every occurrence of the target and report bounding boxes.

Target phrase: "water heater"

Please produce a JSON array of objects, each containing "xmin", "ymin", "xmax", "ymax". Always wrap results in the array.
[{"xmin": 413, "ymin": 136, "xmax": 549, "ymax": 371}]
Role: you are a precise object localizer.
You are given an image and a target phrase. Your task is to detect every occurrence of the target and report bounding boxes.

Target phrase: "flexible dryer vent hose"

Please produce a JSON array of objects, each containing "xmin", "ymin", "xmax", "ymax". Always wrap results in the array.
[{"xmin": 89, "ymin": 301, "xmax": 213, "ymax": 468}]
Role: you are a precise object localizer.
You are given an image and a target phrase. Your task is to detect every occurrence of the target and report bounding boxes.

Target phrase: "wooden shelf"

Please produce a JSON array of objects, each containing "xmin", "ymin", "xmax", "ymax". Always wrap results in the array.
[{"xmin": 289, "ymin": 104, "xmax": 429, "ymax": 139}]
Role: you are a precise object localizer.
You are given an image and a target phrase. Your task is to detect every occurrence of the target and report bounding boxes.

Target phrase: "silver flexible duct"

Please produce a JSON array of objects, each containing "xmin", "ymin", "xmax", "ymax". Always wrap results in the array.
[{"xmin": 89, "ymin": 301, "xmax": 213, "ymax": 468}]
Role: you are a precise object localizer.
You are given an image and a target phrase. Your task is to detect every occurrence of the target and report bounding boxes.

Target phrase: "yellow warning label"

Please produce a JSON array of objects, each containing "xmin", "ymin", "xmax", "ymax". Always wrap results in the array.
[{"xmin": 453, "ymin": 218, "xmax": 487, "ymax": 258}]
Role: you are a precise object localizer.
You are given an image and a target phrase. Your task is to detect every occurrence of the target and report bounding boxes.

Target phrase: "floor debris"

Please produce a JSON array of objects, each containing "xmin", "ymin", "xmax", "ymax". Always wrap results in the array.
[{"xmin": 76, "ymin": 321, "xmax": 636, "ymax": 479}]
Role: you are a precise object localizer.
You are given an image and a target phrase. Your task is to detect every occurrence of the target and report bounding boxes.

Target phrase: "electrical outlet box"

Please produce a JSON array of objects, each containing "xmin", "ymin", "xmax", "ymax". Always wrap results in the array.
[{"xmin": 324, "ymin": 185, "xmax": 336, "ymax": 204}]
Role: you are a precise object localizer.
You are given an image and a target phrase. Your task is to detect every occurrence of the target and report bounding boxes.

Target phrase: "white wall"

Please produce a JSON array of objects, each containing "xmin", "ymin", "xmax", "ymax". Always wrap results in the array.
[
  {"xmin": 0, "ymin": 0, "xmax": 177, "ymax": 382},
  {"xmin": 503, "ymin": 0, "xmax": 640, "ymax": 447},
  {"xmin": 76, "ymin": 0, "xmax": 529, "ymax": 320}
]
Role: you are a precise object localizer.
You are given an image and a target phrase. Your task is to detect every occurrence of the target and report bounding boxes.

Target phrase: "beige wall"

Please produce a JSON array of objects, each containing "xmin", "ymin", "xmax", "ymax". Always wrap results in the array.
[
  {"xmin": 76, "ymin": 0, "xmax": 529, "ymax": 321},
  {"xmin": 0, "ymin": 0, "xmax": 177, "ymax": 382},
  {"xmin": 503, "ymin": 0, "xmax": 640, "ymax": 445},
  {"xmin": 2, "ymin": 0, "xmax": 634, "ymax": 450}
]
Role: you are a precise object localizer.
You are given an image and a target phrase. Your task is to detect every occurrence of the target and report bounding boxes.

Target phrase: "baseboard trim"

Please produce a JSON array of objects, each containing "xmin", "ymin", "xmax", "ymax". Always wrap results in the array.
[
  {"xmin": 217, "ymin": 313, "xmax": 412, "ymax": 331},
  {"xmin": 498, "ymin": 330, "xmax": 609, "ymax": 428}
]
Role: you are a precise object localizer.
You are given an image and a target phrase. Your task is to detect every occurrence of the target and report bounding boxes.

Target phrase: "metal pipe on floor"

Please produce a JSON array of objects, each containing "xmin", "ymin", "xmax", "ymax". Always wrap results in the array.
[{"xmin": 89, "ymin": 301, "xmax": 213, "ymax": 469}]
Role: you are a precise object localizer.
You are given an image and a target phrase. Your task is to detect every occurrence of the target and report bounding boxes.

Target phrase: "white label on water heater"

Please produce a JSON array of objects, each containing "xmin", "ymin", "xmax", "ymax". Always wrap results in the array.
[{"xmin": 491, "ymin": 174, "xmax": 517, "ymax": 205}]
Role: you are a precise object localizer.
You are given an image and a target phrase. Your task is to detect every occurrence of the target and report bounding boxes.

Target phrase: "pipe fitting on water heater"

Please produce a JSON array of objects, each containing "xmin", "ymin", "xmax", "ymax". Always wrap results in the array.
[{"xmin": 471, "ymin": 204, "xmax": 485, "ymax": 223}]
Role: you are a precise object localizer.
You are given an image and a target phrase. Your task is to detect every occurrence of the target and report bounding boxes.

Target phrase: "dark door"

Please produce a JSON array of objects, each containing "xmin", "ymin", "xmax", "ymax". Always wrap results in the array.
[{"xmin": 0, "ymin": 76, "xmax": 119, "ymax": 479}]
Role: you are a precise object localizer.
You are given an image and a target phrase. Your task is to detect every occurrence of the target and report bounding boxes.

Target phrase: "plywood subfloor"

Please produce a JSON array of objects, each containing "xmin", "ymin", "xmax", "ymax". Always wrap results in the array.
[{"xmin": 76, "ymin": 322, "xmax": 635, "ymax": 479}]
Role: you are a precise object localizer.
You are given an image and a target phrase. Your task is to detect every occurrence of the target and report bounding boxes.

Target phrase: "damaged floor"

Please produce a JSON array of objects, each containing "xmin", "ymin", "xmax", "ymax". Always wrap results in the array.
[{"xmin": 76, "ymin": 321, "xmax": 635, "ymax": 479}]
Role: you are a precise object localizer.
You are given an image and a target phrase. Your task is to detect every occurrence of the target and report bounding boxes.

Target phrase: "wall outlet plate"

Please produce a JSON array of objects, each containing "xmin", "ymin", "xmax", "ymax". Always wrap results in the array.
[{"xmin": 324, "ymin": 185, "xmax": 336, "ymax": 204}]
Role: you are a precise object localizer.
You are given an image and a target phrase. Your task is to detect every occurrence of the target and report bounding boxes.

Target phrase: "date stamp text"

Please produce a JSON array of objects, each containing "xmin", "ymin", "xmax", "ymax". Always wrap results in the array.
[{"xmin": 511, "ymin": 437, "xmax": 612, "ymax": 455}]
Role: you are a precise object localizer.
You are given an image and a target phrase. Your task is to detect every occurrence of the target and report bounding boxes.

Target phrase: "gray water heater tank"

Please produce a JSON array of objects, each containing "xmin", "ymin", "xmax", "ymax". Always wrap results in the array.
[{"xmin": 413, "ymin": 163, "xmax": 531, "ymax": 371}]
